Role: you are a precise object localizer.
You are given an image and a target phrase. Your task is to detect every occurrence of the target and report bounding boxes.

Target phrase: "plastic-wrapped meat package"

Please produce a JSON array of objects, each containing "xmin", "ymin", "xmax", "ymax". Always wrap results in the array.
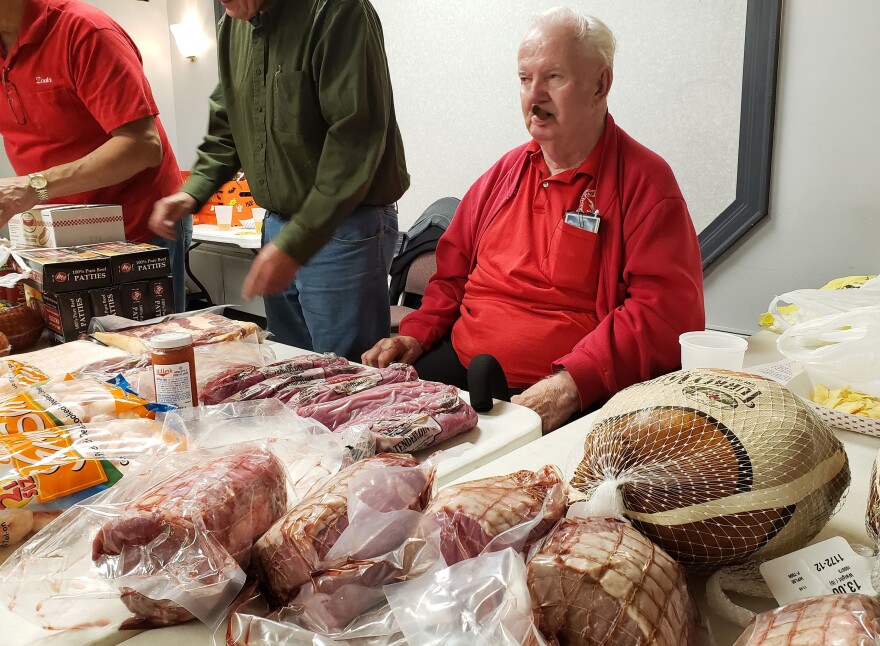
[
  {"xmin": 224, "ymin": 363, "xmax": 363, "ymax": 404},
  {"xmin": 222, "ymin": 582, "xmax": 408, "ymax": 646},
  {"xmin": 282, "ymin": 363, "xmax": 418, "ymax": 410},
  {"xmin": 335, "ymin": 385, "xmax": 478, "ymax": 453},
  {"xmin": 1, "ymin": 418, "xmax": 186, "ymax": 547},
  {"xmin": 527, "ymin": 517, "xmax": 704, "ymax": 646},
  {"xmin": 734, "ymin": 593, "xmax": 880, "ymax": 645},
  {"xmin": 0, "ymin": 441, "xmax": 289, "ymax": 636},
  {"xmin": 867, "ymin": 448, "xmax": 880, "ymax": 545},
  {"xmin": 296, "ymin": 378, "xmax": 449, "ymax": 431},
  {"xmin": 423, "ymin": 465, "xmax": 566, "ymax": 565},
  {"xmin": 201, "ymin": 353, "xmax": 345, "ymax": 405},
  {"xmin": 160, "ymin": 399, "xmax": 344, "ymax": 501},
  {"xmin": 252, "ymin": 453, "xmax": 432, "ymax": 606},
  {"xmin": 92, "ymin": 444, "xmax": 288, "ymax": 627},
  {"xmin": 0, "ymin": 376, "xmax": 161, "ymax": 435},
  {"xmin": 385, "ymin": 547, "xmax": 548, "ymax": 646}
]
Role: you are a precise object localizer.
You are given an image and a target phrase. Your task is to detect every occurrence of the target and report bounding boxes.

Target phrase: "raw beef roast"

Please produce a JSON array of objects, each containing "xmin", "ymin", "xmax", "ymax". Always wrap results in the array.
[
  {"xmin": 252, "ymin": 454, "xmax": 431, "ymax": 605},
  {"xmin": 223, "ymin": 363, "xmax": 363, "ymax": 403},
  {"xmin": 424, "ymin": 465, "xmax": 566, "ymax": 565},
  {"xmin": 734, "ymin": 594, "xmax": 880, "ymax": 645},
  {"xmin": 282, "ymin": 363, "xmax": 418, "ymax": 410},
  {"xmin": 335, "ymin": 385, "xmax": 478, "ymax": 452},
  {"xmin": 92, "ymin": 447, "xmax": 287, "ymax": 627},
  {"xmin": 527, "ymin": 517, "xmax": 702, "ymax": 646}
]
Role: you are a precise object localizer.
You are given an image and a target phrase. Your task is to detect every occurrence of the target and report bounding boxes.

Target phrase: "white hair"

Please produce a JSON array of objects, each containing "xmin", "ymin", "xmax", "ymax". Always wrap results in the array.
[{"xmin": 530, "ymin": 7, "xmax": 616, "ymax": 68}]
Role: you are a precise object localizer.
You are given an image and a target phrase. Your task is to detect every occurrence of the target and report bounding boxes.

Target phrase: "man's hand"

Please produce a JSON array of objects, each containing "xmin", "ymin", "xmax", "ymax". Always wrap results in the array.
[
  {"xmin": 362, "ymin": 335, "xmax": 424, "ymax": 368},
  {"xmin": 511, "ymin": 370, "xmax": 581, "ymax": 434},
  {"xmin": 0, "ymin": 176, "xmax": 38, "ymax": 226},
  {"xmin": 242, "ymin": 242, "xmax": 300, "ymax": 299},
  {"xmin": 149, "ymin": 192, "xmax": 198, "ymax": 239}
]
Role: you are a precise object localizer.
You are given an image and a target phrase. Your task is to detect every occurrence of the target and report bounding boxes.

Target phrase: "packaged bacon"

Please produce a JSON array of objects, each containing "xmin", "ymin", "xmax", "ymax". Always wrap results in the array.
[{"xmin": 281, "ymin": 363, "xmax": 418, "ymax": 409}]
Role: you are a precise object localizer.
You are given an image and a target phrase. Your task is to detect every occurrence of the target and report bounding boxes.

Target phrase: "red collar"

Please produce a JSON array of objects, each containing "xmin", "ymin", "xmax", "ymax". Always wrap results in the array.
[
  {"xmin": 5, "ymin": 0, "xmax": 52, "ymax": 65},
  {"xmin": 527, "ymin": 118, "xmax": 607, "ymax": 181}
]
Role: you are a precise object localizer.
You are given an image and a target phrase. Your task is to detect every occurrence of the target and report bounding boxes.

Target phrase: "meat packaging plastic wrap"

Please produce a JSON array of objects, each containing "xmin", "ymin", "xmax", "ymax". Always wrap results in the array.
[
  {"xmin": 0, "ymin": 375, "xmax": 164, "ymax": 435},
  {"xmin": 0, "ymin": 440, "xmax": 298, "ymax": 635},
  {"xmin": 385, "ymin": 547, "xmax": 548, "ymax": 646},
  {"xmin": 867, "ymin": 449, "xmax": 880, "ymax": 546},
  {"xmin": 296, "ymin": 377, "xmax": 447, "ymax": 431},
  {"xmin": 252, "ymin": 454, "xmax": 434, "ymax": 607},
  {"xmin": 75, "ymin": 339, "xmax": 279, "ymax": 403},
  {"xmin": 569, "ymin": 369, "xmax": 850, "ymax": 572},
  {"xmin": 1, "ymin": 417, "xmax": 186, "ymax": 547},
  {"xmin": 284, "ymin": 363, "xmax": 419, "ymax": 414},
  {"xmin": 423, "ymin": 465, "xmax": 567, "ymax": 565},
  {"xmin": 734, "ymin": 593, "xmax": 880, "ymax": 645},
  {"xmin": 200, "ymin": 351, "xmax": 341, "ymax": 405},
  {"xmin": 160, "ymin": 398, "xmax": 345, "ymax": 502},
  {"xmin": 224, "ymin": 362, "xmax": 364, "ymax": 404},
  {"xmin": 335, "ymin": 384, "xmax": 478, "ymax": 453},
  {"xmin": 527, "ymin": 517, "xmax": 704, "ymax": 646}
]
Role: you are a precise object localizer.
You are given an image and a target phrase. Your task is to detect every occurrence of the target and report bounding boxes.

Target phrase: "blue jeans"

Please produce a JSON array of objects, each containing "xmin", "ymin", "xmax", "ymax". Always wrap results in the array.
[
  {"xmin": 262, "ymin": 205, "xmax": 398, "ymax": 359},
  {"xmin": 150, "ymin": 214, "xmax": 193, "ymax": 313}
]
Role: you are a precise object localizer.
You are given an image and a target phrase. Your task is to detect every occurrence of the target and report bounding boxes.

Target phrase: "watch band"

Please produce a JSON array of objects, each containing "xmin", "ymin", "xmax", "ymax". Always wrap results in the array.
[{"xmin": 28, "ymin": 173, "xmax": 49, "ymax": 202}]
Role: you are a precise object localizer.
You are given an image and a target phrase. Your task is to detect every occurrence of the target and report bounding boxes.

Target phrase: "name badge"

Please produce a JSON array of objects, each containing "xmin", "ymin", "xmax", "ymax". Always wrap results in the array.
[{"xmin": 563, "ymin": 211, "xmax": 601, "ymax": 233}]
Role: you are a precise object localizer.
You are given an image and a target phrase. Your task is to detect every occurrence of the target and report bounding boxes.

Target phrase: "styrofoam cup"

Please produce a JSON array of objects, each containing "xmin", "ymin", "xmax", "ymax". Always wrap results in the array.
[
  {"xmin": 251, "ymin": 207, "xmax": 266, "ymax": 234},
  {"xmin": 215, "ymin": 205, "xmax": 233, "ymax": 230},
  {"xmin": 679, "ymin": 330, "xmax": 749, "ymax": 370}
]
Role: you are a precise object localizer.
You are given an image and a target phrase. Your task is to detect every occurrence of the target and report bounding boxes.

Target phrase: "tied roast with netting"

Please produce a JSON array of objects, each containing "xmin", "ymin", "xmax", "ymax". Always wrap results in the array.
[
  {"xmin": 733, "ymin": 593, "xmax": 880, "ymax": 645},
  {"xmin": 570, "ymin": 369, "xmax": 850, "ymax": 571}
]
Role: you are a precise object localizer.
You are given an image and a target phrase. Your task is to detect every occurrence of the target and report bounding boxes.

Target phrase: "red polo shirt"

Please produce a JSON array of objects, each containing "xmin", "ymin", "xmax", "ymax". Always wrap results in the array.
[
  {"xmin": 0, "ymin": 0, "xmax": 181, "ymax": 242},
  {"xmin": 451, "ymin": 134, "xmax": 606, "ymax": 387}
]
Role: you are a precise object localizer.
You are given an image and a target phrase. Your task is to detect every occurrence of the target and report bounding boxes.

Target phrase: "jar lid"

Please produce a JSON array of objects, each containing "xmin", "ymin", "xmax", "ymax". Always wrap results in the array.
[{"xmin": 150, "ymin": 332, "xmax": 193, "ymax": 350}]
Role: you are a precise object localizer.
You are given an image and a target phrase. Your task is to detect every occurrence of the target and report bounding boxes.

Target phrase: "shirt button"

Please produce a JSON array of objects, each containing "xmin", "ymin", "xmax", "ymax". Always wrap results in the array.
[
  {"xmin": 542, "ymin": 181, "xmax": 549, "ymax": 188},
  {"xmin": 258, "ymin": 142, "xmax": 264, "ymax": 149},
  {"xmin": 256, "ymin": 67, "xmax": 262, "ymax": 75},
  {"xmin": 258, "ymin": 106, "xmax": 263, "ymax": 113},
  {"xmin": 259, "ymin": 179, "xmax": 266, "ymax": 185}
]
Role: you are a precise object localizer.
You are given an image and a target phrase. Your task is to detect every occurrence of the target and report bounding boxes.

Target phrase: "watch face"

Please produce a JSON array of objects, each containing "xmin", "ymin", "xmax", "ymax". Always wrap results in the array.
[{"xmin": 31, "ymin": 176, "xmax": 48, "ymax": 189}]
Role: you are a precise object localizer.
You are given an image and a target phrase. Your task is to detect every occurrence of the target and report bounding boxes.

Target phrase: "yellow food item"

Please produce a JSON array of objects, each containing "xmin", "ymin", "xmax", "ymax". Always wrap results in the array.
[{"xmin": 811, "ymin": 384, "xmax": 880, "ymax": 418}]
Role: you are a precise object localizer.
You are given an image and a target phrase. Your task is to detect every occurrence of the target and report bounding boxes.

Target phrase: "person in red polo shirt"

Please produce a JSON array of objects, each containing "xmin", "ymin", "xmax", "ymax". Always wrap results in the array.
[
  {"xmin": 363, "ymin": 8, "xmax": 705, "ymax": 432},
  {"xmin": 0, "ymin": 0, "xmax": 188, "ymax": 311}
]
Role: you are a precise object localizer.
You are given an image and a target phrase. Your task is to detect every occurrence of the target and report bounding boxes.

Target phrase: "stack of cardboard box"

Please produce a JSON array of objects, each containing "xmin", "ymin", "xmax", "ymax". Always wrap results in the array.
[{"xmin": 17, "ymin": 243, "xmax": 173, "ymax": 343}]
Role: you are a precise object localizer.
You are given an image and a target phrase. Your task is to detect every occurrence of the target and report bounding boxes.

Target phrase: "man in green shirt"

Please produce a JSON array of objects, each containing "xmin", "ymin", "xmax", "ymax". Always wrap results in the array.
[{"xmin": 150, "ymin": 0, "xmax": 409, "ymax": 358}]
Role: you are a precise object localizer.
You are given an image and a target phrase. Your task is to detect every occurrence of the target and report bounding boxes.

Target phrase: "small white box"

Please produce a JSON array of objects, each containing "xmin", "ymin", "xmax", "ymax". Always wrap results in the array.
[{"xmin": 8, "ymin": 204, "xmax": 125, "ymax": 248}]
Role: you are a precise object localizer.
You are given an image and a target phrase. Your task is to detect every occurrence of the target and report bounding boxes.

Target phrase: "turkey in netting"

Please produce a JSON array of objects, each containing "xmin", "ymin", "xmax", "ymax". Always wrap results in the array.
[{"xmin": 570, "ymin": 369, "xmax": 850, "ymax": 571}]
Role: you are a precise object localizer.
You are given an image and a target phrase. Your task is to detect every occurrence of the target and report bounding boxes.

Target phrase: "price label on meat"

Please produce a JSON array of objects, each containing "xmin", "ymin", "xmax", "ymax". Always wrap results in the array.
[{"xmin": 760, "ymin": 536, "xmax": 877, "ymax": 605}]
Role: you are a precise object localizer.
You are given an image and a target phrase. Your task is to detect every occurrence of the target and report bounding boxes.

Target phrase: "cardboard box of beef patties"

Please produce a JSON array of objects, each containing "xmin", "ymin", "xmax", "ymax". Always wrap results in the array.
[
  {"xmin": 147, "ymin": 277, "xmax": 174, "ymax": 318},
  {"xmin": 80, "ymin": 242, "xmax": 171, "ymax": 284},
  {"xmin": 89, "ymin": 286, "xmax": 122, "ymax": 318},
  {"xmin": 17, "ymin": 247, "xmax": 112, "ymax": 294},
  {"xmin": 119, "ymin": 282, "xmax": 150, "ymax": 322},
  {"xmin": 40, "ymin": 290, "xmax": 92, "ymax": 343}
]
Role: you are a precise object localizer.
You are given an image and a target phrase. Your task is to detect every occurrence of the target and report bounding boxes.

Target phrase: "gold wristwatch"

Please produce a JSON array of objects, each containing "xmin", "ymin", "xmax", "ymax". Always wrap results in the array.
[{"xmin": 28, "ymin": 172, "xmax": 49, "ymax": 202}]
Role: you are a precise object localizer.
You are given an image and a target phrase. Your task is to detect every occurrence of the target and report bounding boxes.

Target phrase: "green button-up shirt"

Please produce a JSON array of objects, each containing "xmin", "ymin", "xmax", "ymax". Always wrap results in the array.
[{"xmin": 182, "ymin": 0, "xmax": 409, "ymax": 263}]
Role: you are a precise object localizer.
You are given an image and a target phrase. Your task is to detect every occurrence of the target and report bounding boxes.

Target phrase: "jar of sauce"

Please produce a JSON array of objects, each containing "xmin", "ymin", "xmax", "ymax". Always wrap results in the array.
[{"xmin": 151, "ymin": 332, "xmax": 198, "ymax": 407}]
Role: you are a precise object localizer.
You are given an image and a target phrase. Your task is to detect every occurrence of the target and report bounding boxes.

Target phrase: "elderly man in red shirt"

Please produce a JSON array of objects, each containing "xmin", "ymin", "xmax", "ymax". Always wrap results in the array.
[
  {"xmin": 363, "ymin": 8, "xmax": 705, "ymax": 432},
  {"xmin": 0, "ymin": 0, "xmax": 187, "ymax": 311}
]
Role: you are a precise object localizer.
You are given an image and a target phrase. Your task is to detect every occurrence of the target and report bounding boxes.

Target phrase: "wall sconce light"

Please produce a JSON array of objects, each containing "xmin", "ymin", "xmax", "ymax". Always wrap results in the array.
[{"xmin": 170, "ymin": 20, "xmax": 206, "ymax": 62}]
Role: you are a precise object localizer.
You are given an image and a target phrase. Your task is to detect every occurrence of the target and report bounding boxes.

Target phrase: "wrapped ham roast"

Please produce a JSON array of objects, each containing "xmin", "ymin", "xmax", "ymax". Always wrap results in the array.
[
  {"xmin": 570, "ymin": 369, "xmax": 850, "ymax": 570},
  {"xmin": 734, "ymin": 593, "xmax": 880, "ymax": 645},
  {"xmin": 92, "ymin": 446, "xmax": 288, "ymax": 627},
  {"xmin": 424, "ymin": 465, "xmax": 566, "ymax": 565},
  {"xmin": 252, "ymin": 453, "xmax": 433, "ymax": 606},
  {"xmin": 527, "ymin": 517, "xmax": 703, "ymax": 646}
]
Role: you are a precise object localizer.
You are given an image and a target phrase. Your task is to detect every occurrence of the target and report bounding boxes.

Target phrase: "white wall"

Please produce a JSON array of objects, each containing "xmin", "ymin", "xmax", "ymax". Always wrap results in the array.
[{"xmin": 703, "ymin": 0, "xmax": 880, "ymax": 334}]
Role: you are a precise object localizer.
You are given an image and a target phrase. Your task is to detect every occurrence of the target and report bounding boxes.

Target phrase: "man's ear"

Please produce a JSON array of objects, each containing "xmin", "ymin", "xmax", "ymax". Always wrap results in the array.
[{"xmin": 595, "ymin": 67, "xmax": 613, "ymax": 103}]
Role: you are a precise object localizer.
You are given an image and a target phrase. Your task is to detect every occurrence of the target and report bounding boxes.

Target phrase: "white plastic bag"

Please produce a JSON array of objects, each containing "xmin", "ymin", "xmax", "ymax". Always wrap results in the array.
[
  {"xmin": 763, "ymin": 276, "xmax": 880, "ymax": 333},
  {"xmin": 777, "ymin": 305, "xmax": 880, "ymax": 392}
]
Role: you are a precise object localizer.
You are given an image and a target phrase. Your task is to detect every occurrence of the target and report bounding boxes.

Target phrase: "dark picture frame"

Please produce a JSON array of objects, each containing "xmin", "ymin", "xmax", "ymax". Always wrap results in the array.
[{"xmin": 698, "ymin": 0, "xmax": 783, "ymax": 269}]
